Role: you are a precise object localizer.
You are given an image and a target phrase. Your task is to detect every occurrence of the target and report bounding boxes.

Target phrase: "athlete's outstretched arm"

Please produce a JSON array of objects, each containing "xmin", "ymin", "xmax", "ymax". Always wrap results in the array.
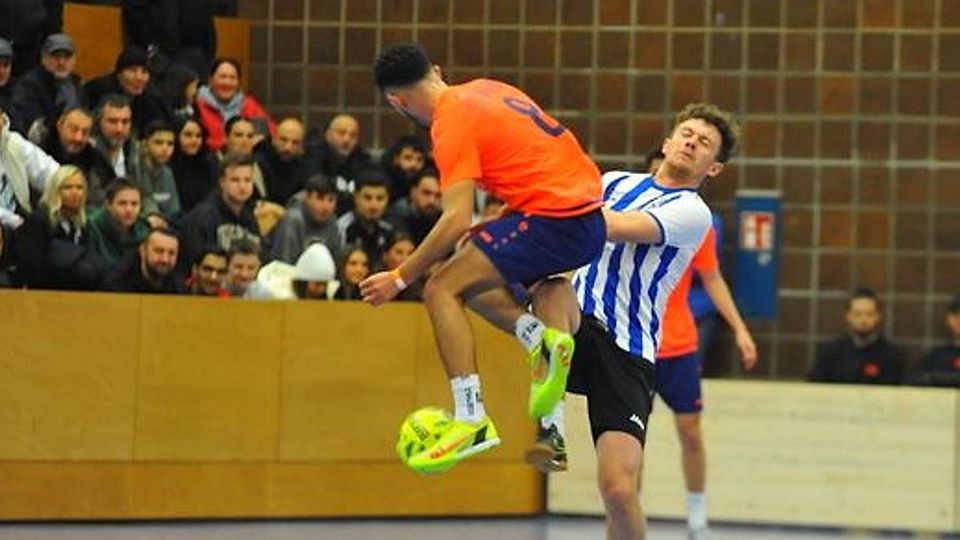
[
  {"xmin": 360, "ymin": 180, "xmax": 476, "ymax": 305},
  {"xmin": 602, "ymin": 208, "xmax": 663, "ymax": 244},
  {"xmin": 699, "ymin": 268, "xmax": 758, "ymax": 370}
]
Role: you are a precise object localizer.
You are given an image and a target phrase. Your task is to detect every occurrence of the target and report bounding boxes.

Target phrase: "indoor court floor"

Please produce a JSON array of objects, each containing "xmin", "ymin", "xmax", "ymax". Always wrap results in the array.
[{"xmin": 0, "ymin": 516, "xmax": 933, "ymax": 539}]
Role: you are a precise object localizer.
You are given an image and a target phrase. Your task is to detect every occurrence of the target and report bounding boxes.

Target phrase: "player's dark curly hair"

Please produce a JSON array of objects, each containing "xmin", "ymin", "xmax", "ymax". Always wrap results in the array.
[
  {"xmin": 374, "ymin": 43, "xmax": 432, "ymax": 91},
  {"xmin": 674, "ymin": 103, "xmax": 740, "ymax": 163}
]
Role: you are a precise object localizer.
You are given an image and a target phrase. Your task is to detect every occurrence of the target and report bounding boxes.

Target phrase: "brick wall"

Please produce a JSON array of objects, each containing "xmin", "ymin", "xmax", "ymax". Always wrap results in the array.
[{"xmin": 239, "ymin": 0, "xmax": 960, "ymax": 380}]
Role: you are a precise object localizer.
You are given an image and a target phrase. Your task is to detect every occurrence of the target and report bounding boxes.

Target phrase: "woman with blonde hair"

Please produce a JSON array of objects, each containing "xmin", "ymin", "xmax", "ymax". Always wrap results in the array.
[{"xmin": 14, "ymin": 165, "xmax": 106, "ymax": 289}]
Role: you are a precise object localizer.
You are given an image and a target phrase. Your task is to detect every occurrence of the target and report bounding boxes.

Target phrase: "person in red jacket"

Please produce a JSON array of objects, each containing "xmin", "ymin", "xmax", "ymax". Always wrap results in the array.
[{"xmin": 195, "ymin": 58, "xmax": 275, "ymax": 153}]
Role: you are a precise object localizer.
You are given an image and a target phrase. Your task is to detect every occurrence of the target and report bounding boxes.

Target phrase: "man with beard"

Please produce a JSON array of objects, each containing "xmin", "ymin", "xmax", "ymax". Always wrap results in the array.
[
  {"xmin": 41, "ymin": 107, "xmax": 114, "ymax": 208},
  {"xmin": 11, "ymin": 33, "xmax": 83, "ymax": 143},
  {"xmin": 184, "ymin": 246, "xmax": 229, "ymax": 297},
  {"xmin": 254, "ymin": 117, "xmax": 308, "ymax": 206},
  {"xmin": 89, "ymin": 94, "xmax": 142, "ymax": 193},
  {"xmin": 84, "ymin": 47, "xmax": 172, "ymax": 135},
  {"xmin": 101, "ymin": 226, "xmax": 183, "ymax": 294},
  {"xmin": 385, "ymin": 167, "xmax": 440, "ymax": 246},
  {"xmin": 809, "ymin": 287, "xmax": 905, "ymax": 385},
  {"xmin": 303, "ymin": 113, "xmax": 373, "ymax": 215}
]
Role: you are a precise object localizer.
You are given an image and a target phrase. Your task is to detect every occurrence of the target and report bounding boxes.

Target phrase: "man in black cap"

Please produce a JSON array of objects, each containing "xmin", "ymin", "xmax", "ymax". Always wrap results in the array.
[
  {"xmin": 10, "ymin": 32, "xmax": 84, "ymax": 143},
  {"xmin": 916, "ymin": 294, "xmax": 960, "ymax": 387},
  {"xmin": 0, "ymin": 38, "xmax": 13, "ymax": 125},
  {"xmin": 84, "ymin": 47, "xmax": 171, "ymax": 136}
]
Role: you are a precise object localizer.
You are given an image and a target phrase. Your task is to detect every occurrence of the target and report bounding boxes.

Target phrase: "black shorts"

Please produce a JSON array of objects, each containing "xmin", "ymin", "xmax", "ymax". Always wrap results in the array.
[{"xmin": 567, "ymin": 315, "xmax": 656, "ymax": 446}]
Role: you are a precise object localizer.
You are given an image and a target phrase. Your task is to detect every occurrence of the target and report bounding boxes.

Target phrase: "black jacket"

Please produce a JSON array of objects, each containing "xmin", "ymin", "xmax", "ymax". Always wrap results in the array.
[
  {"xmin": 10, "ymin": 66, "xmax": 83, "ymax": 134},
  {"xmin": 170, "ymin": 148, "xmax": 218, "ymax": 213},
  {"xmin": 179, "ymin": 191, "xmax": 260, "ymax": 269},
  {"xmin": 14, "ymin": 206, "xmax": 106, "ymax": 290},
  {"xmin": 809, "ymin": 334, "xmax": 905, "ymax": 385},
  {"xmin": 254, "ymin": 141, "xmax": 308, "ymax": 206},
  {"xmin": 302, "ymin": 138, "xmax": 374, "ymax": 216},
  {"xmin": 101, "ymin": 250, "xmax": 183, "ymax": 294},
  {"xmin": 916, "ymin": 343, "xmax": 960, "ymax": 387}
]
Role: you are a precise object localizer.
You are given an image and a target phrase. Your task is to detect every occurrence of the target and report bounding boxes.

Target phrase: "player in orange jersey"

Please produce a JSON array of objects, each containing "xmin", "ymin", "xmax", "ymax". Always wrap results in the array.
[{"xmin": 361, "ymin": 43, "xmax": 605, "ymax": 473}]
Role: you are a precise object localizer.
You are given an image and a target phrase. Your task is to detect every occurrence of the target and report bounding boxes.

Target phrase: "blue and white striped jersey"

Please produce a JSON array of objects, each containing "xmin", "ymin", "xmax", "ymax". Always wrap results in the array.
[{"xmin": 572, "ymin": 171, "xmax": 712, "ymax": 363}]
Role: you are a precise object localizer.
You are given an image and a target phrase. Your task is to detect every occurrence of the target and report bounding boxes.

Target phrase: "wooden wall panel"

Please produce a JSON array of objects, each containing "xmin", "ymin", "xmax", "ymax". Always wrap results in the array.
[
  {"xmin": 0, "ymin": 291, "xmax": 541, "ymax": 519},
  {"xmin": 135, "ymin": 297, "xmax": 284, "ymax": 461},
  {"xmin": 0, "ymin": 291, "xmax": 139, "ymax": 460},
  {"xmin": 550, "ymin": 381, "xmax": 959, "ymax": 532},
  {"xmin": 129, "ymin": 464, "xmax": 269, "ymax": 518},
  {"xmin": 278, "ymin": 302, "xmax": 419, "ymax": 461},
  {"xmin": 0, "ymin": 463, "xmax": 130, "ymax": 519},
  {"xmin": 267, "ymin": 463, "xmax": 541, "ymax": 516}
]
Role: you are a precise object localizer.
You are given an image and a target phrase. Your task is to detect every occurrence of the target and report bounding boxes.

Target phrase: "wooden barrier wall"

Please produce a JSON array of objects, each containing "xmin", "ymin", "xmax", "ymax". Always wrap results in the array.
[
  {"xmin": 550, "ymin": 381, "xmax": 960, "ymax": 533},
  {"xmin": 0, "ymin": 290, "xmax": 541, "ymax": 519},
  {"xmin": 63, "ymin": 3, "xmax": 250, "ymax": 83}
]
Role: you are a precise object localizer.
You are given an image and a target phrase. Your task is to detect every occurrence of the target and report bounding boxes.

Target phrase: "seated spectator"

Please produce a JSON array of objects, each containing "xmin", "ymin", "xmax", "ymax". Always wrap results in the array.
[
  {"xmin": 809, "ymin": 287, "xmax": 905, "ymax": 385},
  {"xmin": 333, "ymin": 244, "xmax": 368, "ymax": 301},
  {"xmin": 195, "ymin": 58, "xmax": 275, "ymax": 153},
  {"xmin": 337, "ymin": 169, "xmax": 394, "ymax": 264},
  {"xmin": 179, "ymin": 152, "xmax": 260, "ymax": 270},
  {"xmin": 915, "ymin": 294, "xmax": 960, "ymax": 387},
  {"xmin": 89, "ymin": 94, "xmax": 142, "ymax": 192},
  {"xmin": 386, "ymin": 167, "xmax": 441, "ymax": 246},
  {"xmin": 100, "ymin": 227, "xmax": 183, "ymax": 294},
  {"xmin": 222, "ymin": 116, "xmax": 284, "ymax": 234},
  {"xmin": 87, "ymin": 178, "xmax": 150, "ymax": 268},
  {"xmin": 155, "ymin": 63, "xmax": 199, "ymax": 123},
  {"xmin": 0, "ymin": 0, "xmax": 63, "ymax": 77},
  {"xmin": 255, "ymin": 117, "xmax": 308, "ymax": 205},
  {"xmin": 122, "ymin": 0, "xmax": 216, "ymax": 78},
  {"xmin": 380, "ymin": 232, "xmax": 422, "ymax": 301},
  {"xmin": 170, "ymin": 117, "xmax": 218, "ymax": 212},
  {"xmin": 269, "ymin": 174, "xmax": 341, "ymax": 264},
  {"xmin": 84, "ymin": 47, "xmax": 171, "ymax": 136},
  {"xmin": 303, "ymin": 113, "xmax": 374, "ymax": 215},
  {"xmin": 291, "ymin": 242, "xmax": 339, "ymax": 300},
  {"xmin": 0, "ymin": 104, "xmax": 59, "ymax": 229},
  {"xmin": 137, "ymin": 120, "xmax": 180, "ymax": 216},
  {"xmin": 0, "ymin": 39, "xmax": 13, "ymax": 125},
  {"xmin": 41, "ymin": 107, "xmax": 114, "ymax": 208},
  {"xmin": 184, "ymin": 246, "xmax": 229, "ymax": 297},
  {"xmin": 11, "ymin": 33, "xmax": 84, "ymax": 144},
  {"xmin": 14, "ymin": 165, "xmax": 105, "ymax": 290},
  {"xmin": 379, "ymin": 134, "xmax": 429, "ymax": 201},
  {"xmin": 225, "ymin": 239, "xmax": 272, "ymax": 299}
]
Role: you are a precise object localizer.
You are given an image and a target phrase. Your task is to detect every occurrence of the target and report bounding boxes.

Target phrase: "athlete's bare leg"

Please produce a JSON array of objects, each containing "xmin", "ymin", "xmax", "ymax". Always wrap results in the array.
[{"xmin": 597, "ymin": 431, "xmax": 647, "ymax": 540}]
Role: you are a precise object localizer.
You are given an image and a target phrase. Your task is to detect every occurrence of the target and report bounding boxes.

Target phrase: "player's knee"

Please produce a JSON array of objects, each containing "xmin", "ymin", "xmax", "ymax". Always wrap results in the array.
[
  {"xmin": 599, "ymin": 476, "xmax": 639, "ymax": 518},
  {"xmin": 677, "ymin": 422, "xmax": 704, "ymax": 453}
]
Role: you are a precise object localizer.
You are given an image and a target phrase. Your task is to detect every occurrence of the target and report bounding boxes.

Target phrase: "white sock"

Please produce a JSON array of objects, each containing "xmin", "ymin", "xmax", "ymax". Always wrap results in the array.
[
  {"xmin": 539, "ymin": 401, "xmax": 566, "ymax": 438},
  {"xmin": 686, "ymin": 492, "xmax": 708, "ymax": 530},
  {"xmin": 451, "ymin": 374, "xmax": 486, "ymax": 423},
  {"xmin": 515, "ymin": 313, "xmax": 545, "ymax": 354}
]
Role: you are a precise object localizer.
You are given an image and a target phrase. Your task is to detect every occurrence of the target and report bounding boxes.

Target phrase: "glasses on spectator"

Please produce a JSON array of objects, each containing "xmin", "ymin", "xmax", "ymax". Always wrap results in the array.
[{"xmin": 200, "ymin": 265, "xmax": 226, "ymax": 275}]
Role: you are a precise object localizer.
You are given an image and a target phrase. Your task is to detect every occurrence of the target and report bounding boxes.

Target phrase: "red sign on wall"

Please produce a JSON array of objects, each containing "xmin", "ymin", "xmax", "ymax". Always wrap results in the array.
[{"xmin": 740, "ymin": 211, "xmax": 776, "ymax": 252}]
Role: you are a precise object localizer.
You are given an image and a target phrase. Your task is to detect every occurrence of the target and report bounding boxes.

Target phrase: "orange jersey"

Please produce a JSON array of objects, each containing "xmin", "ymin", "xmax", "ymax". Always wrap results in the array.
[
  {"xmin": 657, "ymin": 228, "xmax": 719, "ymax": 359},
  {"xmin": 431, "ymin": 79, "xmax": 602, "ymax": 217}
]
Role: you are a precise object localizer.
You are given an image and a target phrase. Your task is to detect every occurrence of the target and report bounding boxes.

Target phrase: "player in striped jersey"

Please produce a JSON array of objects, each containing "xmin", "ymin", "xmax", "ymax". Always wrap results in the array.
[{"xmin": 526, "ymin": 103, "xmax": 740, "ymax": 540}]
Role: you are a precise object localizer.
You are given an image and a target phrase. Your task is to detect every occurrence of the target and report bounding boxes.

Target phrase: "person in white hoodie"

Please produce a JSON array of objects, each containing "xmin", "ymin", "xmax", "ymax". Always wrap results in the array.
[
  {"xmin": 255, "ymin": 242, "xmax": 339, "ymax": 300},
  {"xmin": 0, "ymin": 105, "xmax": 59, "ymax": 229}
]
